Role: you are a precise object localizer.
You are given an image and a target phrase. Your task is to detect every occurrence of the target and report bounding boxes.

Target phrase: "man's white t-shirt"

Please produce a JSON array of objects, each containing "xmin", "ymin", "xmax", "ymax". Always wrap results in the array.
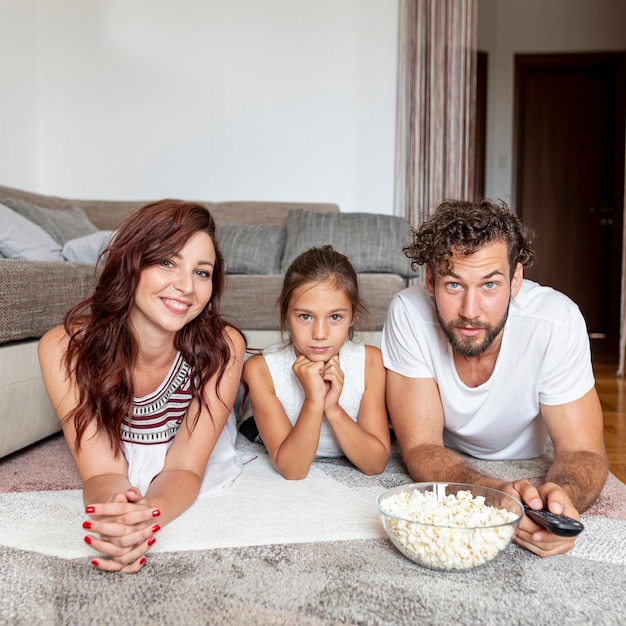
[{"xmin": 381, "ymin": 280, "xmax": 595, "ymax": 460}]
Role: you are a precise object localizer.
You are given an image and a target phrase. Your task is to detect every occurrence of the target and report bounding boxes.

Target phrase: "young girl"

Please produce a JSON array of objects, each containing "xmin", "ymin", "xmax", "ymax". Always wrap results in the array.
[
  {"xmin": 38, "ymin": 199, "xmax": 245, "ymax": 573},
  {"xmin": 242, "ymin": 245, "xmax": 390, "ymax": 480}
]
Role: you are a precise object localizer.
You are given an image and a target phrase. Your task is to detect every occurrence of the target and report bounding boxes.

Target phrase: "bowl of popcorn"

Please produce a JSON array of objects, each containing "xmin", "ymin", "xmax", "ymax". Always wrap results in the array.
[{"xmin": 376, "ymin": 482, "xmax": 524, "ymax": 571}]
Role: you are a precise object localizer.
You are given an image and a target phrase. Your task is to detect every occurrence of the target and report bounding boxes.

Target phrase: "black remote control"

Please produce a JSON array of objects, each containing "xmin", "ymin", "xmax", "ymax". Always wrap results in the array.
[{"xmin": 524, "ymin": 506, "xmax": 584, "ymax": 537}]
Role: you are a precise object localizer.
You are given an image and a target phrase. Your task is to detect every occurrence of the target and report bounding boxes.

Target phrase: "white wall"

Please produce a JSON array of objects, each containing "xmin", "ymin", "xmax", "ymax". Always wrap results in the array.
[
  {"xmin": 478, "ymin": 0, "xmax": 626, "ymax": 200},
  {"xmin": 0, "ymin": 0, "xmax": 39, "ymax": 191},
  {"xmin": 1, "ymin": 0, "xmax": 399, "ymax": 214},
  {"xmin": 3, "ymin": 1, "xmax": 624, "ymax": 213}
]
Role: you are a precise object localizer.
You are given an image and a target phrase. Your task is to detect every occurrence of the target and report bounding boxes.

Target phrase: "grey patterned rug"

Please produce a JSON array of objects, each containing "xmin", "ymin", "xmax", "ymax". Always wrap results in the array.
[{"xmin": 1, "ymin": 435, "xmax": 625, "ymax": 626}]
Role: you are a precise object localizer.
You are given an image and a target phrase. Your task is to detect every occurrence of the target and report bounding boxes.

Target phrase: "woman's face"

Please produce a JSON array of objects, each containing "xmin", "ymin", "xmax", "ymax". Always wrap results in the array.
[
  {"xmin": 130, "ymin": 231, "xmax": 215, "ymax": 337},
  {"xmin": 286, "ymin": 279, "xmax": 354, "ymax": 362}
]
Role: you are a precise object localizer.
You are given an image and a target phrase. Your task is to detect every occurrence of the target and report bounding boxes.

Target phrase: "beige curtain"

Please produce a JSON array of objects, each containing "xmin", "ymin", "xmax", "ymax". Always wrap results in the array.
[{"xmin": 394, "ymin": 0, "xmax": 478, "ymax": 227}]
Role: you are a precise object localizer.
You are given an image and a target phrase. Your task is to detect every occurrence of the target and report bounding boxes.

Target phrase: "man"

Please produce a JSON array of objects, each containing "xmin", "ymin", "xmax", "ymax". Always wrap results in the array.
[{"xmin": 381, "ymin": 199, "xmax": 608, "ymax": 557}]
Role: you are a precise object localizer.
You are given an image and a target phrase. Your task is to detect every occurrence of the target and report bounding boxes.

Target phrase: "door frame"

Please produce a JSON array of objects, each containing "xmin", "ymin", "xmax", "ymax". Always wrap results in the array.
[{"xmin": 512, "ymin": 51, "xmax": 626, "ymax": 362}]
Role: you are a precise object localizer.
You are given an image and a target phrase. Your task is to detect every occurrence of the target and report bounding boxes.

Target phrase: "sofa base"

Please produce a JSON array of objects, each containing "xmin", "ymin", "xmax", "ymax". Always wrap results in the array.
[{"xmin": 0, "ymin": 340, "xmax": 61, "ymax": 459}]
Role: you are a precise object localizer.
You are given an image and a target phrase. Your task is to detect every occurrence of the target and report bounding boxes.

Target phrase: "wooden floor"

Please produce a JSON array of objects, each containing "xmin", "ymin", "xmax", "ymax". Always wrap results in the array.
[{"xmin": 594, "ymin": 361, "xmax": 626, "ymax": 484}]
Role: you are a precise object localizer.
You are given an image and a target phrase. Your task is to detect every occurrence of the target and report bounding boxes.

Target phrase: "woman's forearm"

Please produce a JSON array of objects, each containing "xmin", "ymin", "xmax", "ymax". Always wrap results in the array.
[
  {"xmin": 143, "ymin": 469, "xmax": 203, "ymax": 525},
  {"xmin": 82, "ymin": 473, "xmax": 134, "ymax": 506}
]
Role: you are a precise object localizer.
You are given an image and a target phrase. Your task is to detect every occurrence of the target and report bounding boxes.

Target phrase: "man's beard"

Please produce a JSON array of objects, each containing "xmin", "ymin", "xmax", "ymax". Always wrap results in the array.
[{"xmin": 435, "ymin": 302, "xmax": 510, "ymax": 358}]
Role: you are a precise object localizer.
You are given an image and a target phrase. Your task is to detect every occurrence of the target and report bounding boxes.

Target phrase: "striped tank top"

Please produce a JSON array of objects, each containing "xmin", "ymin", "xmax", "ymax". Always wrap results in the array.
[{"xmin": 121, "ymin": 352, "xmax": 192, "ymax": 445}]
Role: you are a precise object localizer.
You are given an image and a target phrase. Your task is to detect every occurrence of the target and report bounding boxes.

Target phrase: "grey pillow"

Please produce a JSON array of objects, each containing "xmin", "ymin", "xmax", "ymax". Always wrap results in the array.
[
  {"xmin": 218, "ymin": 223, "xmax": 286, "ymax": 274},
  {"xmin": 62, "ymin": 230, "xmax": 115, "ymax": 264},
  {"xmin": 0, "ymin": 202, "xmax": 64, "ymax": 261},
  {"xmin": 0, "ymin": 197, "xmax": 98, "ymax": 245},
  {"xmin": 281, "ymin": 209, "xmax": 413, "ymax": 277}
]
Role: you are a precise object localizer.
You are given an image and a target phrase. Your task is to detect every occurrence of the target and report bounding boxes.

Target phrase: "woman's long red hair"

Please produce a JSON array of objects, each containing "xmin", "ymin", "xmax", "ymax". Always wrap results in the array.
[{"xmin": 63, "ymin": 199, "xmax": 241, "ymax": 455}]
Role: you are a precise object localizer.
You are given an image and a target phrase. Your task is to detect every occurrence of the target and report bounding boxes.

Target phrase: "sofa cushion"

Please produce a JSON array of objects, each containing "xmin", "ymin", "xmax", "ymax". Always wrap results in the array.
[
  {"xmin": 218, "ymin": 223, "xmax": 286, "ymax": 275},
  {"xmin": 0, "ymin": 197, "xmax": 98, "ymax": 245},
  {"xmin": 281, "ymin": 209, "xmax": 413, "ymax": 278},
  {"xmin": 221, "ymin": 273, "xmax": 405, "ymax": 333},
  {"xmin": 357, "ymin": 274, "xmax": 408, "ymax": 330},
  {"xmin": 0, "ymin": 203, "xmax": 64, "ymax": 261},
  {"xmin": 221, "ymin": 275, "xmax": 283, "ymax": 331}
]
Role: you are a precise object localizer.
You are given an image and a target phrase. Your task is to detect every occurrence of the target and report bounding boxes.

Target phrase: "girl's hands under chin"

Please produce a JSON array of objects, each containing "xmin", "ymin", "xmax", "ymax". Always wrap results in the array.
[
  {"xmin": 321, "ymin": 355, "xmax": 344, "ymax": 410},
  {"xmin": 84, "ymin": 489, "xmax": 162, "ymax": 573},
  {"xmin": 293, "ymin": 355, "xmax": 329, "ymax": 402}
]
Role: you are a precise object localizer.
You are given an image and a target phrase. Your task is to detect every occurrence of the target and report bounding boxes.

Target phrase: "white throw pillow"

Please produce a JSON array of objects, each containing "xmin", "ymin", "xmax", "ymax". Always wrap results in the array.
[
  {"xmin": 0, "ymin": 202, "xmax": 64, "ymax": 261},
  {"xmin": 62, "ymin": 230, "xmax": 115, "ymax": 264}
]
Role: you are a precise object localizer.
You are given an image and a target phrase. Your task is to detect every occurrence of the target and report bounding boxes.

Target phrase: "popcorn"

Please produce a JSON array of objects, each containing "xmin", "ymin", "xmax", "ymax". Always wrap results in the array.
[{"xmin": 380, "ymin": 488, "xmax": 519, "ymax": 570}]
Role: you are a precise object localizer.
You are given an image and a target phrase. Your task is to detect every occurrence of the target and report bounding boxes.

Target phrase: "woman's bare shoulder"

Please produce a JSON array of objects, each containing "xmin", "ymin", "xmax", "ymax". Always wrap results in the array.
[
  {"xmin": 223, "ymin": 325, "xmax": 246, "ymax": 353},
  {"xmin": 37, "ymin": 325, "xmax": 73, "ymax": 384},
  {"xmin": 38, "ymin": 324, "xmax": 70, "ymax": 356}
]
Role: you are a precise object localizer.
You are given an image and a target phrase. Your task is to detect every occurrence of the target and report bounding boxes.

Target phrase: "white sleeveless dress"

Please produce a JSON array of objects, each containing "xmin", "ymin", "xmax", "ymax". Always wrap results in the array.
[{"xmin": 262, "ymin": 340, "xmax": 365, "ymax": 457}]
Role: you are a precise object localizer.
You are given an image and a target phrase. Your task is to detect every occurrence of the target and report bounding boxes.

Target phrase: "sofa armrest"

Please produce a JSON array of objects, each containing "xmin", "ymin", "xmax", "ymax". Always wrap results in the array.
[{"xmin": 0, "ymin": 259, "xmax": 99, "ymax": 343}]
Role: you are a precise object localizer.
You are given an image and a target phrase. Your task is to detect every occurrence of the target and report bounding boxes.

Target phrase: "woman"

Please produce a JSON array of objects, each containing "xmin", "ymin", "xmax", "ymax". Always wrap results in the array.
[{"xmin": 39, "ymin": 199, "xmax": 245, "ymax": 573}]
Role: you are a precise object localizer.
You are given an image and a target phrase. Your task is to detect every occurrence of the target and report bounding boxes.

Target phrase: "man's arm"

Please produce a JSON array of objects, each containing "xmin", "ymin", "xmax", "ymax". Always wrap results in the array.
[
  {"xmin": 386, "ymin": 370, "xmax": 503, "ymax": 489},
  {"xmin": 541, "ymin": 387, "xmax": 609, "ymax": 512},
  {"xmin": 508, "ymin": 387, "xmax": 608, "ymax": 558}
]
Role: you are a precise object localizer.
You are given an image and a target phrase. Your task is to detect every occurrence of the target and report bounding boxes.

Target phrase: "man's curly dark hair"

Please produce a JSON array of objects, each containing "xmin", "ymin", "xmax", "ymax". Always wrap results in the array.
[{"xmin": 404, "ymin": 198, "xmax": 536, "ymax": 278}]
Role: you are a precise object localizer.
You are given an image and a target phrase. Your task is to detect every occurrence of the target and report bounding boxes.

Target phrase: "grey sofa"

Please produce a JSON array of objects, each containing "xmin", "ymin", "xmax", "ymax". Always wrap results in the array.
[{"xmin": 0, "ymin": 184, "xmax": 412, "ymax": 458}]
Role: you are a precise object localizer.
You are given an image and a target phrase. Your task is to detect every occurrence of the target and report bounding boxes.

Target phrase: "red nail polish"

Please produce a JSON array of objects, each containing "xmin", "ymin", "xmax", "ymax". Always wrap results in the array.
[
  {"xmin": 139, "ymin": 556, "xmax": 146, "ymax": 565},
  {"xmin": 147, "ymin": 536, "xmax": 156, "ymax": 547},
  {"xmin": 82, "ymin": 521, "xmax": 92, "ymax": 529},
  {"xmin": 85, "ymin": 506, "xmax": 95, "ymax": 514},
  {"xmin": 84, "ymin": 536, "xmax": 92, "ymax": 545},
  {"xmin": 152, "ymin": 509, "xmax": 161, "ymax": 518},
  {"xmin": 151, "ymin": 524, "xmax": 161, "ymax": 533},
  {"xmin": 91, "ymin": 559, "xmax": 99, "ymax": 567}
]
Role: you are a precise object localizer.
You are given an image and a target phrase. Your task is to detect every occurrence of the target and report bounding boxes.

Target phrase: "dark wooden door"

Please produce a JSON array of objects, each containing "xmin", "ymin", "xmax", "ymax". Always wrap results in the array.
[{"xmin": 513, "ymin": 52, "xmax": 626, "ymax": 359}]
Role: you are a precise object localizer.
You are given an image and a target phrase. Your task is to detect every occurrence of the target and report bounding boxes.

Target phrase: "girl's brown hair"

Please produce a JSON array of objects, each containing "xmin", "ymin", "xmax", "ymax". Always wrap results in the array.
[{"xmin": 63, "ymin": 199, "xmax": 241, "ymax": 454}]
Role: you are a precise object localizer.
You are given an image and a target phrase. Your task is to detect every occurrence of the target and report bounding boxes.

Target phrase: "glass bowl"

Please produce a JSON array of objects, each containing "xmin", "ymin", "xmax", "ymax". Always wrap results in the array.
[{"xmin": 376, "ymin": 482, "xmax": 524, "ymax": 571}]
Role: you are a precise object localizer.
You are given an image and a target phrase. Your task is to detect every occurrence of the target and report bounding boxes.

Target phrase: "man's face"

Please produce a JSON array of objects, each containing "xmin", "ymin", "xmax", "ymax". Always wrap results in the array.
[{"xmin": 426, "ymin": 241, "xmax": 523, "ymax": 358}]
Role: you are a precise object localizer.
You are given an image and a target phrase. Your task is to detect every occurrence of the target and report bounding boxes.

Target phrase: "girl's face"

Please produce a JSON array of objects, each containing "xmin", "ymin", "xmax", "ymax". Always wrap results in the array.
[
  {"xmin": 287, "ymin": 279, "xmax": 354, "ymax": 362},
  {"xmin": 130, "ymin": 231, "xmax": 215, "ymax": 338}
]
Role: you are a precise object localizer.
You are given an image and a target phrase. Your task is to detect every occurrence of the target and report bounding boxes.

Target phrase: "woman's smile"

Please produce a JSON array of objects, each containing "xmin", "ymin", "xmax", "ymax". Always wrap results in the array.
[{"xmin": 161, "ymin": 296, "xmax": 192, "ymax": 314}]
